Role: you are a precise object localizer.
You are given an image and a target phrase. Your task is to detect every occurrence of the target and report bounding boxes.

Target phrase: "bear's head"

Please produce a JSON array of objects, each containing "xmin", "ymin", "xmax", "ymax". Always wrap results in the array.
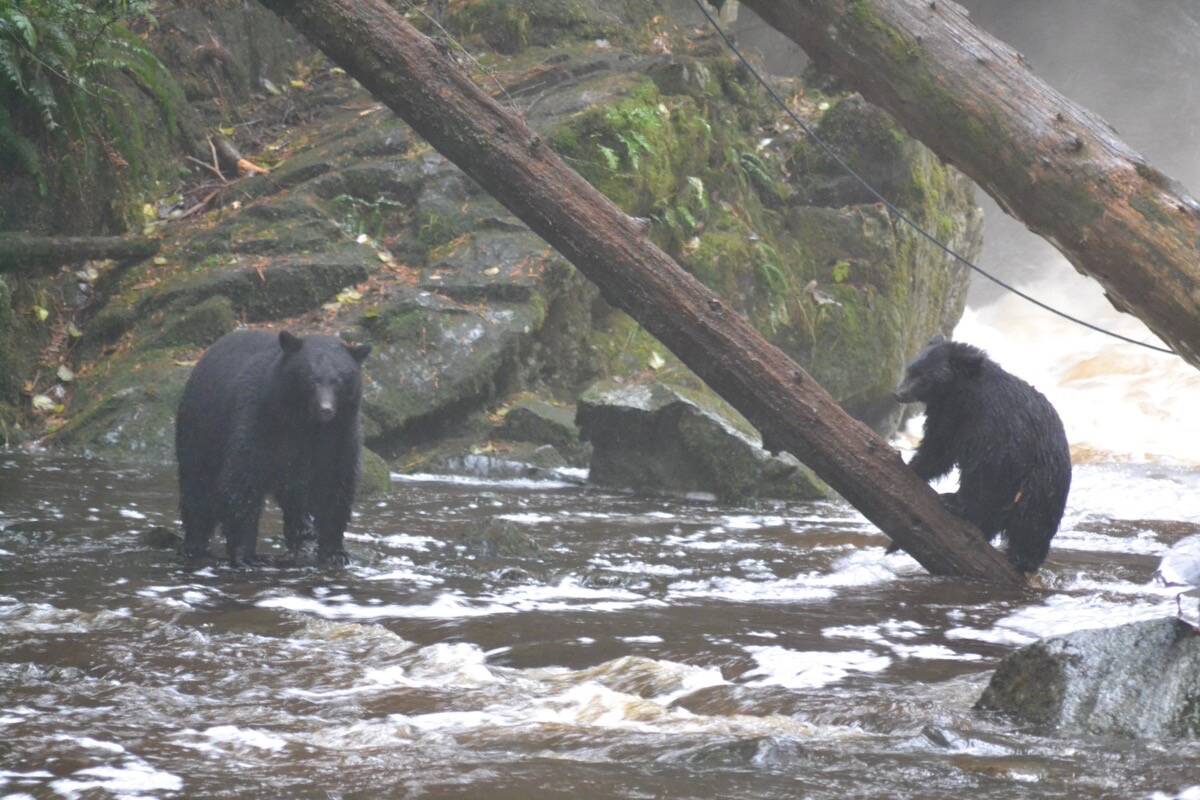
[
  {"xmin": 893, "ymin": 336, "xmax": 986, "ymax": 404},
  {"xmin": 278, "ymin": 331, "xmax": 371, "ymax": 424}
]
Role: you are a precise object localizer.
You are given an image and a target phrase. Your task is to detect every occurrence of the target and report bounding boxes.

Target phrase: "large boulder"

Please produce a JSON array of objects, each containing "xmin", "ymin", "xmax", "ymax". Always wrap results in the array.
[
  {"xmin": 576, "ymin": 380, "xmax": 827, "ymax": 502},
  {"xmin": 976, "ymin": 617, "xmax": 1200, "ymax": 738}
]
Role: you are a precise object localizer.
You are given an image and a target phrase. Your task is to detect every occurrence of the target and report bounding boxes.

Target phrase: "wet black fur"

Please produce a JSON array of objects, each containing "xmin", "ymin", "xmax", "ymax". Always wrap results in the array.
[
  {"xmin": 175, "ymin": 329, "xmax": 370, "ymax": 566},
  {"xmin": 893, "ymin": 337, "xmax": 1071, "ymax": 573}
]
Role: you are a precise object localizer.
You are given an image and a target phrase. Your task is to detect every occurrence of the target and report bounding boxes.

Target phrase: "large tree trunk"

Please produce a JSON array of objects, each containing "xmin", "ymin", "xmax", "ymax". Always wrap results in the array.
[
  {"xmin": 0, "ymin": 234, "xmax": 160, "ymax": 273},
  {"xmin": 258, "ymin": 0, "xmax": 1024, "ymax": 585},
  {"xmin": 739, "ymin": 0, "xmax": 1200, "ymax": 368}
]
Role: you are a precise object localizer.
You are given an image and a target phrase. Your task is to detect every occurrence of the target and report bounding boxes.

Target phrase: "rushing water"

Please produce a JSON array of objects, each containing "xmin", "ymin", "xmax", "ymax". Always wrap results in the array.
[{"xmin": 3, "ymin": 452, "xmax": 1200, "ymax": 799}]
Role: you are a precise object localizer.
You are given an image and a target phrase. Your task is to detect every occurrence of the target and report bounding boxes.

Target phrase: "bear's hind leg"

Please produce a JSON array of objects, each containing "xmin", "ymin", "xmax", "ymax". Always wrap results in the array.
[
  {"xmin": 1002, "ymin": 501, "xmax": 1056, "ymax": 574},
  {"xmin": 180, "ymin": 483, "xmax": 216, "ymax": 561}
]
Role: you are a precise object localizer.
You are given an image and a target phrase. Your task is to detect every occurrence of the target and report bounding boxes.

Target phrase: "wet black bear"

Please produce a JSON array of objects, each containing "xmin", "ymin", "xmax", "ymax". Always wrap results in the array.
[
  {"xmin": 892, "ymin": 336, "xmax": 1071, "ymax": 573},
  {"xmin": 175, "ymin": 329, "xmax": 370, "ymax": 566}
]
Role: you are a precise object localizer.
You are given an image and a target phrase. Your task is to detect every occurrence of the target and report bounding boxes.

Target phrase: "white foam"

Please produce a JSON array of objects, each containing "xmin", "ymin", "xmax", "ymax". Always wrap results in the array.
[
  {"xmin": 743, "ymin": 646, "xmax": 892, "ymax": 689},
  {"xmin": 1151, "ymin": 788, "xmax": 1200, "ymax": 800},
  {"xmin": 948, "ymin": 592, "xmax": 1174, "ymax": 645},
  {"xmin": 391, "ymin": 472, "xmax": 578, "ymax": 490},
  {"xmin": 50, "ymin": 760, "xmax": 182, "ymax": 797},
  {"xmin": 202, "ymin": 725, "xmax": 287, "ymax": 751},
  {"xmin": 378, "ymin": 533, "xmax": 439, "ymax": 551},
  {"xmin": 721, "ymin": 515, "xmax": 785, "ymax": 530},
  {"xmin": 257, "ymin": 592, "xmax": 511, "ymax": 620},
  {"xmin": 118, "ymin": 508, "xmax": 147, "ymax": 520},
  {"xmin": 258, "ymin": 577, "xmax": 660, "ymax": 621},
  {"xmin": 888, "ymin": 643, "xmax": 982, "ymax": 661},
  {"xmin": 53, "ymin": 735, "xmax": 125, "ymax": 754},
  {"xmin": 497, "ymin": 513, "xmax": 555, "ymax": 524}
]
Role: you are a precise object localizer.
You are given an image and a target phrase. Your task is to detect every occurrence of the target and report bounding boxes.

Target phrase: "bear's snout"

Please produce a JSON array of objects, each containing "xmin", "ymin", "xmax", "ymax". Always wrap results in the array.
[{"xmin": 313, "ymin": 385, "xmax": 337, "ymax": 422}]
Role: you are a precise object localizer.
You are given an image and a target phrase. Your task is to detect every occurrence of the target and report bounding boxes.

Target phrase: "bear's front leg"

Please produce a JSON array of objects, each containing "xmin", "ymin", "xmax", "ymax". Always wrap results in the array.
[
  {"xmin": 311, "ymin": 469, "xmax": 357, "ymax": 568},
  {"xmin": 277, "ymin": 486, "xmax": 316, "ymax": 555},
  {"xmin": 313, "ymin": 497, "xmax": 352, "ymax": 567}
]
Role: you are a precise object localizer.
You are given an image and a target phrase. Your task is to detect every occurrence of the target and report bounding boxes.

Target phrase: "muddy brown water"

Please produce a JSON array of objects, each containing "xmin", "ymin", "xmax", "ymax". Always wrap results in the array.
[{"xmin": 2, "ymin": 452, "xmax": 1200, "ymax": 798}]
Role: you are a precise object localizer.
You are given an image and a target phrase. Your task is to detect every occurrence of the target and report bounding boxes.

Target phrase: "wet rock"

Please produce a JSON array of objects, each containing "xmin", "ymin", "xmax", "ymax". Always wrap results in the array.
[
  {"xmin": 975, "ymin": 617, "xmax": 1200, "ymax": 737},
  {"xmin": 139, "ymin": 525, "xmax": 183, "ymax": 551},
  {"xmin": 673, "ymin": 736, "xmax": 806, "ymax": 770},
  {"xmin": 576, "ymin": 381, "xmax": 827, "ymax": 502},
  {"xmin": 459, "ymin": 520, "xmax": 542, "ymax": 561},
  {"xmin": 495, "ymin": 398, "xmax": 585, "ymax": 463},
  {"xmin": 357, "ymin": 447, "xmax": 392, "ymax": 500}
]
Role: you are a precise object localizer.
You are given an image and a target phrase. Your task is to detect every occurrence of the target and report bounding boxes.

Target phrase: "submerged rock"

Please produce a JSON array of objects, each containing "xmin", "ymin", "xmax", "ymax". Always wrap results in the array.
[
  {"xmin": 975, "ymin": 617, "xmax": 1200, "ymax": 738},
  {"xmin": 576, "ymin": 381, "xmax": 827, "ymax": 502},
  {"xmin": 458, "ymin": 519, "xmax": 542, "ymax": 561}
]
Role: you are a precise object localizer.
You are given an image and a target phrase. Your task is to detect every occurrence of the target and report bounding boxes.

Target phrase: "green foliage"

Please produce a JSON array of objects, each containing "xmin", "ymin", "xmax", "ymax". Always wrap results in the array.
[{"xmin": 0, "ymin": 0, "xmax": 172, "ymax": 194}]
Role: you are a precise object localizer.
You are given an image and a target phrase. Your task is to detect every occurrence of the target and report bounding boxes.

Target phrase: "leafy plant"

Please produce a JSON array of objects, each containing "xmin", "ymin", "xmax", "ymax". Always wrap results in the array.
[{"xmin": 0, "ymin": 0, "xmax": 171, "ymax": 194}]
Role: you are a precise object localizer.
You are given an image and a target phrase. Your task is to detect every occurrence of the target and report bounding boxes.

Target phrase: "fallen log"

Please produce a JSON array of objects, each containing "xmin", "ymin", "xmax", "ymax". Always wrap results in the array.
[
  {"xmin": 258, "ymin": 0, "xmax": 1024, "ymax": 584},
  {"xmin": 0, "ymin": 233, "xmax": 160, "ymax": 273},
  {"xmin": 738, "ymin": 0, "xmax": 1200, "ymax": 368}
]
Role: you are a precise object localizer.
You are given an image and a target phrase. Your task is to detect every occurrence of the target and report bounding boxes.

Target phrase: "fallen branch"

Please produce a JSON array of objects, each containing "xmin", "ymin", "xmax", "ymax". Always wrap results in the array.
[{"xmin": 0, "ymin": 233, "xmax": 160, "ymax": 273}]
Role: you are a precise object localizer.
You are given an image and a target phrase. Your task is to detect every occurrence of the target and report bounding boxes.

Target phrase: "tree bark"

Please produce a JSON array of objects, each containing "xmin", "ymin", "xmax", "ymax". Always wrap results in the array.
[
  {"xmin": 739, "ymin": 0, "xmax": 1200, "ymax": 368},
  {"xmin": 257, "ymin": 0, "xmax": 1024, "ymax": 585},
  {"xmin": 0, "ymin": 234, "xmax": 160, "ymax": 273}
]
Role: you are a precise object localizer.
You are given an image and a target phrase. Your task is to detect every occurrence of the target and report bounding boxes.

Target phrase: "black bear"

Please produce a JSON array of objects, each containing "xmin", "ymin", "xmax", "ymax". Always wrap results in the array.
[
  {"xmin": 892, "ymin": 336, "xmax": 1071, "ymax": 573},
  {"xmin": 175, "ymin": 329, "xmax": 370, "ymax": 566}
]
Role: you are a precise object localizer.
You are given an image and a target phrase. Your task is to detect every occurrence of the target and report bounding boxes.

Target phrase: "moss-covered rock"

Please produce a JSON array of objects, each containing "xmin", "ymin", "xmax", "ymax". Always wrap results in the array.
[
  {"xmin": 148, "ymin": 295, "xmax": 237, "ymax": 350},
  {"xmin": 357, "ymin": 447, "xmax": 392, "ymax": 500}
]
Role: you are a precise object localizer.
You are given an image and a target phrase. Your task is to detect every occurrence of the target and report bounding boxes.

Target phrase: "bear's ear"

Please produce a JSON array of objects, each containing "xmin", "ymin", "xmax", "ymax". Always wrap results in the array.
[
  {"xmin": 928, "ymin": 334, "xmax": 947, "ymax": 346},
  {"xmin": 344, "ymin": 342, "xmax": 371, "ymax": 363},
  {"xmin": 279, "ymin": 330, "xmax": 303, "ymax": 354}
]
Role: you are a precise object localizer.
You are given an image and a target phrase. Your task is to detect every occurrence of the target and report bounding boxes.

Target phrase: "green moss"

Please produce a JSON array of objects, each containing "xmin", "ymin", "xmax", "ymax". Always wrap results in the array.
[
  {"xmin": 357, "ymin": 447, "xmax": 392, "ymax": 499},
  {"xmin": 848, "ymin": 0, "xmax": 921, "ymax": 62},
  {"xmin": 551, "ymin": 80, "xmax": 712, "ymax": 217},
  {"xmin": 147, "ymin": 295, "xmax": 236, "ymax": 350}
]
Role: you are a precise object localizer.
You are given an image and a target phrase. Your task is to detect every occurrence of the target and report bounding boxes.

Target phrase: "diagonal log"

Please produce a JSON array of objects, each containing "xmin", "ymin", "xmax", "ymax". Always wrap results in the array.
[
  {"xmin": 258, "ymin": 0, "xmax": 1024, "ymax": 585},
  {"xmin": 738, "ymin": 0, "xmax": 1200, "ymax": 368}
]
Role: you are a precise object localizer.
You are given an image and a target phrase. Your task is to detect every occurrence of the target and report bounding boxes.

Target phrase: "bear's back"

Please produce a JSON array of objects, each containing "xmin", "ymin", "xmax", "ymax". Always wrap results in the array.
[{"xmin": 177, "ymin": 330, "xmax": 281, "ymax": 453}]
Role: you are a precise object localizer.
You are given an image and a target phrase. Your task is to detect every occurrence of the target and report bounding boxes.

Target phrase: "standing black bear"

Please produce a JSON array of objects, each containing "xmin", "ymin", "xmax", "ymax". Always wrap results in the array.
[
  {"xmin": 175, "ymin": 329, "xmax": 370, "ymax": 566},
  {"xmin": 892, "ymin": 336, "xmax": 1071, "ymax": 573}
]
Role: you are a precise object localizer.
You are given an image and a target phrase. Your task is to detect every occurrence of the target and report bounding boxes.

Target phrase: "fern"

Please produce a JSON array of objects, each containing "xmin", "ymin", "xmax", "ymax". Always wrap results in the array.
[{"xmin": 0, "ymin": 0, "xmax": 169, "ymax": 191}]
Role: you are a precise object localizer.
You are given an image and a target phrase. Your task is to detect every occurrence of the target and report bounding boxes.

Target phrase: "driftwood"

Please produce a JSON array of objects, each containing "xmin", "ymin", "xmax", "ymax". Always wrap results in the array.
[
  {"xmin": 0, "ymin": 233, "xmax": 160, "ymax": 273},
  {"xmin": 258, "ymin": 0, "xmax": 1025, "ymax": 584},
  {"xmin": 739, "ymin": 0, "xmax": 1200, "ymax": 368}
]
